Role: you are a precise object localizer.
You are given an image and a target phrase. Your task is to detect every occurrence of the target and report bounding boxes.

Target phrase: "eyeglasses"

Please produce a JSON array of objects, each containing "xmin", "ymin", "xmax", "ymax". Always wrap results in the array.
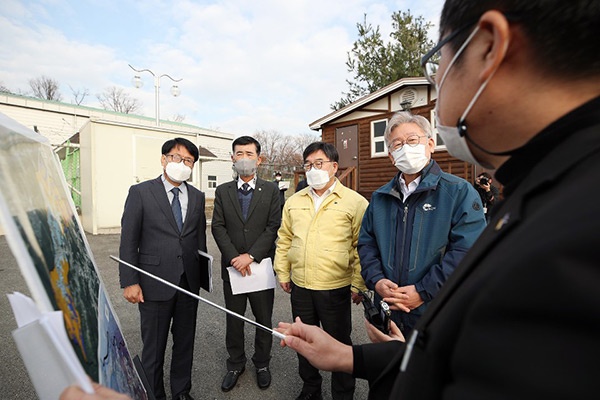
[
  {"xmin": 421, "ymin": 13, "xmax": 520, "ymax": 85},
  {"xmin": 388, "ymin": 135, "xmax": 427, "ymax": 152},
  {"xmin": 420, "ymin": 22, "xmax": 476, "ymax": 85},
  {"xmin": 303, "ymin": 160, "xmax": 333, "ymax": 171},
  {"xmin": 166, "ymin": 154, "xmax": 195, "ymax": 167}
]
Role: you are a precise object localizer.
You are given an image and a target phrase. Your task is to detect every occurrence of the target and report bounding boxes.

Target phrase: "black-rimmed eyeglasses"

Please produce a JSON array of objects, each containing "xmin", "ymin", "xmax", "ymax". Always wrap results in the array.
[
  {"xmin": 303, "ymin": 160, "xmax": 333, "ymax": 171},
  {"xmin": 166, "ymin": 154, "xmax": 195, "ymax": 167},
  {"xmin": 420, "ymin": 22, "xmax": 476, "ymax": 85}
]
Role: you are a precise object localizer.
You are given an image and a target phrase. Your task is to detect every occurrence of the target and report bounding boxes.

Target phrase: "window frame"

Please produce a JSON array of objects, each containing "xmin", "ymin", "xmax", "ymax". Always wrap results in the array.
[{"xmin": 370, "ymin": 118, "xmax": 389, "ymax": 158}]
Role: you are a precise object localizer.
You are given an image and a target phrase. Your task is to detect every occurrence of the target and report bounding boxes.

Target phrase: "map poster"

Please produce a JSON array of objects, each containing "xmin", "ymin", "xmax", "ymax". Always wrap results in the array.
[{"xmin": 0, "ymin": 112, "xmax": 146, "ymax": 398}]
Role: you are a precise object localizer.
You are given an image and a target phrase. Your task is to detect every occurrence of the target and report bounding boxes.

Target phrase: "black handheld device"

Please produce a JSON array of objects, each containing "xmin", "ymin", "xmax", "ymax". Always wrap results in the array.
[{"xmin": 357, "ymin": 289, "xmax": 391, "ymax": 334}]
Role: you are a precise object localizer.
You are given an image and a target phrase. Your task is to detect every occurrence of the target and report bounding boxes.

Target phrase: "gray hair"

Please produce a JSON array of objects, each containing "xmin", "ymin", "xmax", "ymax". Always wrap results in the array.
[{"xmin": 384, "ymin": 111, "xmax": 432, "ymax": 148}]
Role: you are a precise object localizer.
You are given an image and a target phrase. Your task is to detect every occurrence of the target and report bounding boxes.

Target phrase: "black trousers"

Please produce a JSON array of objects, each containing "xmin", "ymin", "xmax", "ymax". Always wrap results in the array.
[
  {"xmin": 291, "ymin": 284, "xmax": 355, "ymax": 400},
  {"xmin": 223, "ymin": 280, "xmax": 275, "ymax": 370},
  {"xmin": 138, "ymin": 274, "xmax": 198, "ymax": 400}
]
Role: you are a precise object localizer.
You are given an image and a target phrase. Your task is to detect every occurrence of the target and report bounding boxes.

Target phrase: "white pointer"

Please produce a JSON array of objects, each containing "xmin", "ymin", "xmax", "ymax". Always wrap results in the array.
[{"xmin": 110, "ymin": 255, "xmax": 286, "ymax": 340}]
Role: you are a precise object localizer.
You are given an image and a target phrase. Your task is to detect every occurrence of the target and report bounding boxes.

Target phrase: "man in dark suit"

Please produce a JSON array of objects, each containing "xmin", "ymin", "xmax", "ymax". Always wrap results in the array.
[
  {"xmin": 119, "ymin": 137, "xmax": 207, "ymax": 400},
  {"xmin": 211, "ymin": 136, "xmax": 281, "ymax": 392},
  {"xmin": 276, "ymin": 1, "xmax": 600, "ymax": 399}
]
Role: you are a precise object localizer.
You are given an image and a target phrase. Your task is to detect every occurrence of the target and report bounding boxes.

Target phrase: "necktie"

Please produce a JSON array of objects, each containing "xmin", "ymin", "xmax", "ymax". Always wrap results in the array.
[
  {"xmin": 171, "ymin": 187, "xmax": 183, "ymax": 232},
  {"xmin": 241, "ymin": 182, "xmax": 250, "ymax": 194},
  {"xmin": 239, "ymin": 183, "xmax": 253, "ymax": 219}
]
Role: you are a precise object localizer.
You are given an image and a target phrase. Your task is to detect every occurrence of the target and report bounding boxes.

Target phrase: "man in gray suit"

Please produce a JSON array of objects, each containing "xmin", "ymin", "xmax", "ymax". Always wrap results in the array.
[
  {"xmin": 212, "ymin": 136, "xmax": 281, "ymax": 392},
  {"xmin": 119, "ymin": 137, "xmax": 207, "ymax": 400}
]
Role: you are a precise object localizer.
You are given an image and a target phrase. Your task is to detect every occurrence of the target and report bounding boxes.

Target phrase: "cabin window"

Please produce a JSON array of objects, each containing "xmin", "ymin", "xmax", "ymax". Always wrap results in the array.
[
  {"xmin": 208, "ymin": 175, "xmax": 217, "ymax": 188},
  {"xmin": 430, "ymin": 109, "xmax": 446, "ymax": 150},
  {"xmin": 370, "ymin": 119, "xmax": 388, "ymax": 158}
]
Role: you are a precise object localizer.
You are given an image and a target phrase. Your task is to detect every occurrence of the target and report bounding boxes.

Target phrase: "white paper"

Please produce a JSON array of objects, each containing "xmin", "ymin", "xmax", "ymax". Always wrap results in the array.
[
  {"xmin": 7, "ymin": 292, "xmax": 94, "ymax": 398},
  {"xmin": 278, "ymin": 181, "xmax": 290, "ymax": 190},
  {"xmin": 227, "ymin": 257, "xmax": 276, "ymax": 295}
]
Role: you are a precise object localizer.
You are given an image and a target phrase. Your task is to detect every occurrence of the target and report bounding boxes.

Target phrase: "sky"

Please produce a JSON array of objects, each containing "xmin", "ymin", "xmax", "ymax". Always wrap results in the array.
[{"xmin": 0, "ymin": 0, "xmax": 444, "ymax": 138}]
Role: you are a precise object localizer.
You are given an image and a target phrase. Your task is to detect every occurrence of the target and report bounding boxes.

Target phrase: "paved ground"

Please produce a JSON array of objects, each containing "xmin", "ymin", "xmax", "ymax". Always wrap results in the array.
[{"xmin": 0, "ymin": 230, "xmax": 370, "ymax": 399}]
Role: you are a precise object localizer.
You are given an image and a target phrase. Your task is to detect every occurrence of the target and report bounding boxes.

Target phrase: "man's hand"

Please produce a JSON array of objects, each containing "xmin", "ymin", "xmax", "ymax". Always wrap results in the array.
[
  {"xmin": 123, "ymin": 284, "xmax": 144, "ymax": 304},
  {"xmin": 375, "ymin": 279, "xmax": 411, "ymax": 311},
  {"xmin": 231, "ymin": 253, "xmax": 254, "ymax": 276},
  {"xmin": 280, "ymin": 281, "xmax": 291, "ymax": 293},
  {"xmin": 375, "ymin": 278, "xmax": 400, "ymax": 298},
  {"xmin": 351, "ymin": 291, "xmax": 363, "ymax": 305},
  {"xmin": 365, "ymin": 319, "xmax": 405, "ymax": 343},
  {"xmin": 276, "ymin": 317, "xmax": 353, "ymax": 374},
  {"xmin": 383, "ymin": 284, "xmax": 424, "ymax": 313}
]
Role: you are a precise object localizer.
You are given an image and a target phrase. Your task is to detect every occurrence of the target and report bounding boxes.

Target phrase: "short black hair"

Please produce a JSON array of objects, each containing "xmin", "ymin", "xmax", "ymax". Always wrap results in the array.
[
  {"xmin": 303, "ymin": 142, "xmax": 339, "ymax": 163},
  {"xmin": 162, "ymin": 137, "xmax": 199, "ymax": 162},
  {"xmin": 232, "ymin": 136, "xmax": 261, "ymax": 155},
  {"xmin": 439, "ymin": 0, "xmax": 600, "ymax": 80}
]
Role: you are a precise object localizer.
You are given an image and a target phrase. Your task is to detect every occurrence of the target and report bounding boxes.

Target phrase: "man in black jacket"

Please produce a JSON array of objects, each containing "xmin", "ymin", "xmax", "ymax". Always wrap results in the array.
[
  {"xmin": 212, "ymin": 136, "xmax": 281, "ymax": 392},
  {"xmin": 119, "ymin": 138, "xmax": 206, "ymax": 400},
  {"xmin": 277, "ymin": 1, "xmax": 600, "ymax": 399}
]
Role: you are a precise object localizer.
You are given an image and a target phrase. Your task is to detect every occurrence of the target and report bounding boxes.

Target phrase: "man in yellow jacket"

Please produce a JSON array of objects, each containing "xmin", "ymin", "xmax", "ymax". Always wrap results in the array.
[{"xmin": 274, "ymin": 141, "xmax": 368, "ymax": 400}]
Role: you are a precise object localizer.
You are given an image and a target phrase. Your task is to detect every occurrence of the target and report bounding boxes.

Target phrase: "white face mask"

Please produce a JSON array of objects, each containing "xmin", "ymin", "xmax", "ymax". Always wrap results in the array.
[
  {"xmin": 166, "ymin": 161, "xmax": 192, "ymax": 183},
  {"xmin": 390, "ymin": 143, "xmax": 430, "ymax": 174},
  {"xmin": 233, "ymin": 158, "xmax": 257, "ymax": 177},
  {"xmin": 435, "ymin": 26, "xmax": 502, "ymax": 167},
  {"xmin": 305, "ymin": 168, "xmax": 331, "ymax": 190}
]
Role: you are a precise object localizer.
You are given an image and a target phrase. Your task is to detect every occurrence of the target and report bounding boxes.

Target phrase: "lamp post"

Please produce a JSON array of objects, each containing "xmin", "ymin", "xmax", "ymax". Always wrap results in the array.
[{"xmin": 128, "ymin": 64, "xmax": 182, "ymax": 126}]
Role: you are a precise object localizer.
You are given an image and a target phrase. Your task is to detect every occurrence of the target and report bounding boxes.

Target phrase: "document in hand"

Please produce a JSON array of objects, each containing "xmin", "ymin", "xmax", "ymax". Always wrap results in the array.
[
  {"xmin": 278, "ymin": 181, "xmax": 290, "ymax": 190},
  {"xmin": 227, "ymin": 257, "xmax": 277, "ymax": 295},
  {"xmin": 7, "ymin": 292, "xmax": 94, "ymax": 399}
]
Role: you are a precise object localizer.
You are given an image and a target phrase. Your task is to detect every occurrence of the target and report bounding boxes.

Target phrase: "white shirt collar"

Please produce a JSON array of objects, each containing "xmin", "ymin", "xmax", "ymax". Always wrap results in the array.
[
  {"xmin": 398, "ymin": 174, "xmax": 420, "ymax": 202},
  {"xmin": 162, "ymin": 174, "xmax": 188, "ymax": 195},
  {"xmin": 237, "ymin": 176, "xmax": 257, "ymax": 190},
  {"xmin": 310, "ymin": 180, "xmax": 336, "ymax": 211}
]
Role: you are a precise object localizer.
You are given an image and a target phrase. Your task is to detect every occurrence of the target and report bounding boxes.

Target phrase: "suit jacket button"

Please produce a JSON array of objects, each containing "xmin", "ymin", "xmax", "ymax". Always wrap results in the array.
[
  {"xmin": 244, "ymin": 229, "xmax": 249, "ymax": 232},
  {"xmin": 177, "ymin": 255, "xmax": 182, "ymax": 259}
]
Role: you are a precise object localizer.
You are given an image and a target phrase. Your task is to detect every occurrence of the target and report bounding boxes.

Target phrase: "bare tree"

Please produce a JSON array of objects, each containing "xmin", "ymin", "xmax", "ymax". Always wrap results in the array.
[
  {"xmin": 254, "ymin": 130, "xmax": 319, "ymax": 179},
  {"xmin": 69, "ymin": 85, "xmax": 89, "ymax": 105},
  {"xmin": 29, "ymin": 75, "xmax": 63, "ymax": 101},
  {"xmin": 97, "ymin": 86, "xmax": 141, "ymax": 114},
  {"xmin": 0, "ymin": 82, "xmax": 11, "ymax": 93}
]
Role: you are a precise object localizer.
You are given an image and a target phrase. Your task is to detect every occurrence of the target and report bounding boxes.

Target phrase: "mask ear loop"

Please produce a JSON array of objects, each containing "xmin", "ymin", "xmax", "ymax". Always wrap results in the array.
[
  {"xmin": 436, "ymin": 26, "xmax": 481, "ymax": 134},
  {"xmin": 456, "ymin": 34, "xmax": 517, "ymax": 157}
]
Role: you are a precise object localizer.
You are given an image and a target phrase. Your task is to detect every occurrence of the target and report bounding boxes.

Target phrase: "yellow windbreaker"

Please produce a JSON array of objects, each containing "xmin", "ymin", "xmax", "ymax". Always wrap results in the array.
[{"xmin": 274, "ymin": 179, "xmax": 368, "ymax": 291}]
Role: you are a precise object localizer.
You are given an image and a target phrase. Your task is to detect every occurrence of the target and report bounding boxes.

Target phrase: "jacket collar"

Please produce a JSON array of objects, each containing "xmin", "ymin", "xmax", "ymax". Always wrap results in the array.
[
  {"xmin": 375, "ymin": 160, "xmax": 441, "ymax": 200},
  {"xmin": 497, "ymin": 95, "xmax": 600, "ymax": 196}
]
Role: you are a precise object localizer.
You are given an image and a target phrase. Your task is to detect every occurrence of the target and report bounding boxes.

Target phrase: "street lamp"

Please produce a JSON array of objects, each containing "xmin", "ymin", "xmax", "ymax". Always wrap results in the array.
[{"xmin": 128, "ymin": 64, "xmax": 182, "ymax": 126}]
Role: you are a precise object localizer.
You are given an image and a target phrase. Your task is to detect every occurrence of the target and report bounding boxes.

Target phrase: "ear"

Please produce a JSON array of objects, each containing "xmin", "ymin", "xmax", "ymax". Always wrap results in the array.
[
  {"xmin": 427, "ymin": 137, "xmax": 435, "ymax": 154},
  {"xmin": 477, "ymin": 10, "xmax": 511, "ymax": 82},
  {"xmin": 256, "ymin": 154, "xmax": 264, "ymax": 166}
]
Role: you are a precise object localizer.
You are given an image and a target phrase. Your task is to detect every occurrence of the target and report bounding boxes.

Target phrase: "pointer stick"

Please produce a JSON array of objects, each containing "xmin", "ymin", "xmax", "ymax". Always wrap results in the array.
[{"xmin": 110, "ymin": 255, "xmax": 286, "ymax": 340}]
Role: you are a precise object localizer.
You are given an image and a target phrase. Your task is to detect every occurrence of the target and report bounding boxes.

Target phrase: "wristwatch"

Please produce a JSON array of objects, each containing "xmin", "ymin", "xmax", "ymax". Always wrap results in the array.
[{"xmin": 248, "ymin": 254, "xmax": 255, "ymax": 261}]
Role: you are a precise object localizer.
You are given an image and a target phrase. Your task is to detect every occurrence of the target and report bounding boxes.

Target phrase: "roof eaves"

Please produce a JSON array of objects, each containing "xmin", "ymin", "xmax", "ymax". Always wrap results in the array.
[{"xmin": 308, "ymin": 77, "xmax": 429, "ymax": 130}]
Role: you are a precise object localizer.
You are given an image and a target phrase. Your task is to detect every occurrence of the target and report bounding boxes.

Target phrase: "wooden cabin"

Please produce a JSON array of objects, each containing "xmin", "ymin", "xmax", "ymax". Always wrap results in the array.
[{"xmin": 309, "ymin": 77, "xmax": 478, "ymax": 200}]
